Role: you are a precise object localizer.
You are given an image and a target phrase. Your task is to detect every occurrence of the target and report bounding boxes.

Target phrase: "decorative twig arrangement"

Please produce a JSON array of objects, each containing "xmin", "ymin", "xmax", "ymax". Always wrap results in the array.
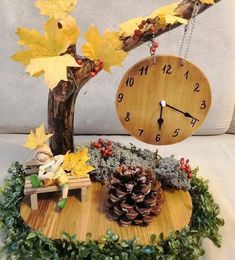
[{"xmin": 12, "ymin": 0, "xmax": 221, "ymax": 154}]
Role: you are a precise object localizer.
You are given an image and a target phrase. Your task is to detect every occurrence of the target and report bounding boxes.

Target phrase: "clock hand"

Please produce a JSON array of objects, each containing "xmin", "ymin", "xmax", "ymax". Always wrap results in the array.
[
  {"xmin": 165, "ymin": 103, "xmax": 199, "ymax": 121},
  {"xmin": 157, "ymin": 100, "xmax": 166, "ymax": 131}
]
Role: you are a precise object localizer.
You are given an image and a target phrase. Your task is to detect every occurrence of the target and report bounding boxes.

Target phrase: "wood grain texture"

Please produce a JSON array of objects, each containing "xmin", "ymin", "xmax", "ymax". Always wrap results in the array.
[
  {"xmin": 21, "ymin": 182, "xmax": 192, "ymax": 244},
  {"xmin": 24, "ymin": 176, "xmax": 91, "ymax": 195},
  {"xmin": 116, "ymin": 55, "xmax": 211, "ymax": 145}
]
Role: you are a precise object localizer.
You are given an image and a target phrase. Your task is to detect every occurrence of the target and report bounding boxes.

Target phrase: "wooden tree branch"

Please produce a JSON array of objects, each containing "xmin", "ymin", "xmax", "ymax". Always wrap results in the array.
[{"xmin": 49, "ymin": 0, "xmax": 221, "ymax": 155}]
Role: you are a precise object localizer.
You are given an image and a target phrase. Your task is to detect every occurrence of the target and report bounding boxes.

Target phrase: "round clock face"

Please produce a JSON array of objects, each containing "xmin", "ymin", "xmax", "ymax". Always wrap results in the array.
[{"xmin": 116, "ymin": 55, "xmax": 212, "ymax": 145}]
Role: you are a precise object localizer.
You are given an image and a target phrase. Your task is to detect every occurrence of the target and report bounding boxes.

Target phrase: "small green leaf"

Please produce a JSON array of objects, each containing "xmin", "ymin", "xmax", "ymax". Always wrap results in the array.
[{"xmin": 26, "ymin": 232, "xmax": 37, "ymax": 240}]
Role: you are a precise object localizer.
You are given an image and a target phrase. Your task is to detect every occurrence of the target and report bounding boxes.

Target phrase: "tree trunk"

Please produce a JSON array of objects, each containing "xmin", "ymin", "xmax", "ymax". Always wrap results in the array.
[
  {"xmin": 48, "ymin": 0, "xmax": 221, "ymax": 155},
  {"xmin": 48, "ymin": 62, "xmax": 93, "ymax": 155},
  {"xmin": 48, "ymin": 81, "xmax": 78, "ymax": 155}
]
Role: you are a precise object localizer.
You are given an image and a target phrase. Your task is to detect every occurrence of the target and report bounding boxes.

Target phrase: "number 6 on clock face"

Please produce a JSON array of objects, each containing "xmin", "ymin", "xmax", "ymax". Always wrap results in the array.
[{"xmin": 116, "ymin": 55, "xmax": 212, "ymax": 145}]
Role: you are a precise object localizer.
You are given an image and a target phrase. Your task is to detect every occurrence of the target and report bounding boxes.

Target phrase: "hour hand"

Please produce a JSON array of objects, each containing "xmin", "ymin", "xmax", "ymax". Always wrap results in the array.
[{"xmin": 157, "ymin": 101, "xmax": 165, "ymax": 131}]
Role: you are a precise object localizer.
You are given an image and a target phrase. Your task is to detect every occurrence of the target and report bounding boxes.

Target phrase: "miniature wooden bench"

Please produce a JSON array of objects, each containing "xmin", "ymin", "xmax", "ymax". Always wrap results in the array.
[{"xmin": 24, "ymin": 160, "xmax": 91, "ymax": 210}]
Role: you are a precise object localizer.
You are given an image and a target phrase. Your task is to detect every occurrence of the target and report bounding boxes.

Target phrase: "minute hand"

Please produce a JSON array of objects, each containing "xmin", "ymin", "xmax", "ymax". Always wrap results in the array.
[{"xmin": 165, "ymin": 104, "xmax": 198, "ymax": 120}]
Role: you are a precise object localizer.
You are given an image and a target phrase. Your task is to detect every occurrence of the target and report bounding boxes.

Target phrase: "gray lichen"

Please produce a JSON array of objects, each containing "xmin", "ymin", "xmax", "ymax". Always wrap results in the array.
[
  {"xmin": 75, "ymin": 140, "xmax": 191, "ymax": 190},
  {"xmin": 154, "ymin": 156, "xmax": 191, "ymax": 190}
]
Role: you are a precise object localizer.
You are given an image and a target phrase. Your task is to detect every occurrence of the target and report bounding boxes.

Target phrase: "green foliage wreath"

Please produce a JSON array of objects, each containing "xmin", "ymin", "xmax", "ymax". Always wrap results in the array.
[{"xmin": 0, "ymin": 158, "xmax": 224, "ymax": 259}]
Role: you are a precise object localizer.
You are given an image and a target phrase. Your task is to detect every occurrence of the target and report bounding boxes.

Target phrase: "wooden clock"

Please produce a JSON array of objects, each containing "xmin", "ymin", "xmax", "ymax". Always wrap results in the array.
[{"xmin": 116, "ymin": 55, "xmax": 212, "ymax": 145}]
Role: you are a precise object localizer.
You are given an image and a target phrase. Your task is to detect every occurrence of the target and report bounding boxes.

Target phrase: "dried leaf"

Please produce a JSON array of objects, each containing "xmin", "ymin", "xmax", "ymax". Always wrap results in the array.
[
  {"xmin": 59, "ymin": 16, "xmax": 80, "ymax": 44},
  {"xmin": 82, "ymin": 25, "xmax": 127, "ymax": 72},
  {"xmin": 12, "ymin": 18, "xmax": 80, "ymax": 89},
  {"xmin": 119, "ymin": 2, "xmax": 187, "ymax": 37},
  {"xmin": 12, "ymin": 18, "xmax": 72, "ymax": 64},
  {"xmin": 23, "ymin": 124, "xmax": 53, "ymax": 150},
  {"xmin": 200, "ymin": 0, "xmax": 214, "ymax": 4},
  {"xmin": 63, "ymin": 148, "xmax": 95, "ymax": 178},
  {"xmin": 35, "ymin": 0, "xmax": 78, "ymax": 19},
  {"xmin": 26, "ymin": 55, "xmax": 79, "ymax": 89},
  {"xmin": 150, "ymin": 3, "xmax": 187, "ymax": 27}
]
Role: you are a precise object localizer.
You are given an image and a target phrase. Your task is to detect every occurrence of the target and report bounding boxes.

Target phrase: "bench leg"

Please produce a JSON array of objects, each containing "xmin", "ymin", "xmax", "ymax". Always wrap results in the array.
[
  {"xmin": 80, "ymin": 188, "xmax": 87, "ymax": 202},
  {"xmin": 30, "ymin": 193, "xmax": 38, "ymax": 210}
]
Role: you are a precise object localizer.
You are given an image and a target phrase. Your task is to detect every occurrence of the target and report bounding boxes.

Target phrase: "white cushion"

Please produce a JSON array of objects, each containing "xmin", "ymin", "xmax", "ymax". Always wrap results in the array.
[
  {"xmin": 1, "ymin": 0, "xmax": 235, "ymax": 135},
  {"xmin": 227, "ymin": 105, "xmax": 235, "ymax": 134}
]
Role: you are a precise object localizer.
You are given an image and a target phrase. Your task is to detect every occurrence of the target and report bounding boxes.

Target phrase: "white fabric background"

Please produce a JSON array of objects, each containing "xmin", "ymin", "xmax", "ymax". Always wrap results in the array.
[
  {"xmin": 0, "ymin": 0, "xmax": 235, "ymax": 135},
  {"xmin": 227, "ymin": 105, "xmax": 235, "ymax": 134}
]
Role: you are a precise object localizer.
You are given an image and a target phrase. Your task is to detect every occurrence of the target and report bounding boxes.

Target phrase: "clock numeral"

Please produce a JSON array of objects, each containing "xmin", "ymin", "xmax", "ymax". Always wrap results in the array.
[
  {"xmin": 191, "ymin": 118, "xmax": 199, "ymax": 127},
  {"xmin": 184, "ymin": 70, "xmax": 189, "ymax": 79},
  {"xmin": 125, "ymin": 112, "xmax": 131, "ymax": 122},
  {"xmin": 138, "ymin": 129, "xmax": 144, "ymax": 136},
  {"xmin": 162, "ymin": 64, "xmax": 172, "ymax": 75},
  {"xmin": 139, "ymin": 65, "xmax": 149, "ymax": 76},
  {"xmin": 173, "ymin": 128, "xmax": 180, "ymax": 137},
  {"xmin": 200, "ymin": 100, "xmax": 206, "ymax": 109},
  {"xmin": 125, "ymin": 77, "xmax": 134, "ymax": 87},
  {"xmin": 194, "ymin": 83, "xmax": 200, "ymax": 92},
  {"xmin": 156, "ymin": 134, "xmax": 161, "ymax": 142},
  {"xmin": 117, "ymin": 93, "xmax": 124, "ymax": 102}
]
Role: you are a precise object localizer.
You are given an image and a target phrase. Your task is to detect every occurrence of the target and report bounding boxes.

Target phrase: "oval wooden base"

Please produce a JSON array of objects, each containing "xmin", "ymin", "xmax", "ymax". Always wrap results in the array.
[{"xmin": 20, "ymin": 183, "xmax": 192, "ymax": 245}]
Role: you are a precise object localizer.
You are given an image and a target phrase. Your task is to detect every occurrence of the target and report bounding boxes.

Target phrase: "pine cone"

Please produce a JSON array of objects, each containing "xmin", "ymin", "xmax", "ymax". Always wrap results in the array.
[{"xmin": 106, "ymin": 165, "xmax": 164, "ymax": 226}]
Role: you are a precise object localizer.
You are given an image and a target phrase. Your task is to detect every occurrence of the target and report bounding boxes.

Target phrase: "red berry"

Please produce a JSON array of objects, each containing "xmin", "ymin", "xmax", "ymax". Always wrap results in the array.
[
  {"xmin": 150, "ymin": 47, "xmax": 156, "ymax": 53},
  {"xmin": 76, "ymin": 58, "xmax": 83, "ymax": 65},
  {"xmin": 180, "ymin": 158, "xmax": 185, "ymax": 163},
  {"xmin": 94, "ymin": 66, "xmax": 100, "ymax": 72},
  {"xmin": 188, "ymin": 172, "xmax": 193, "ymax": 179},
  {"xmin": 152, "ymin": 42, "xmax": 159, "ymax": 48},
  {"xmin": 150, "ymin": 26, "xmax": 155, "ymax": 33},
  {"xmin": 181, "ymin": 165, "xmax": 186, "ymax": 171},
  {"xmin": 138, "ymin": 24, "xmax": 144, "ymax": 29},
  {"xmin": 101, "ymin": 147, "xmax": 105, "ymax": 152},
  {"xmin": 134, "ymin": 29, "xmax": 142, "ymax": 36},
  {"xmin": 141, "ymin": 20, "xmax": 147, "ymax": 25},
  {"xmin": 97, "ymin": 143, "xmax": 102, "ymax": 148},
  {"xmin": 90, "ymin": 71, "xmax": 96, "ymax": 77},
  {"xmin": 99, "ymin": 59, "xmax": 104, "ymax": 67},
  {"xmin": 107, "ymin": 140, "xmax": 112, "ymax": 145},
  {"xmin": 98, "ymin": 138, "xmax": 103, "ymax": 143}
]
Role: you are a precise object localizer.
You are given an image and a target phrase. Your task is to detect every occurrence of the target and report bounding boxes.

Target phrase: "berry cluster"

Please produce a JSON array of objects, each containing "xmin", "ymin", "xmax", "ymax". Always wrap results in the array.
[
  {"xmin": 91, "ymin": 138, "xmax": 113, "ymax": 158},
  {"xmin": 90, "ymin": 59, "xmax": 104, "ymax": 78},
  {"xmin": 134, "ymin": 18, "xmax": 156, "ymax": 39},
  {"xmin": 75, "ymin": 57, "xmax": 83, "ymax": 65},
  {"xmin": 75, "ymin": 57, "xmax": 104, "ymax": 78},
  {"xmin": 180, "ymin": 158, "xmax": 192, "ymax": 179}
]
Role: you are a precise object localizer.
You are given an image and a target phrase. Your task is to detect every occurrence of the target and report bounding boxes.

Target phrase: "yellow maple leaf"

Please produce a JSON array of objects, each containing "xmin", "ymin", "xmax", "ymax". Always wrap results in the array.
[
  {"xmin": 199, "ymin": 0, "xmax": 214, "ymax": 4},
  {"xmin": 119, "ymin": 17, "xmax": 144, "ymax": 38},
  {"xmin": 23, "ymin": 124, "xmax": 53, "ymax": 150},
  {"xmin": 81, "ymin": 25, "xmax": 127, "ymax": 72},
  {"xmin": 63, "ymin": 148, "xmax": 95, "ymax": 179},
  {"xmin": 35, "ymin": 0, "xmax": 78, "ymax": 19},
  {"xmin": 26, "ymin": 54, "xmax": 79, "ymax": 89},
  {"xmin": 12, "ymin": 18, "xmax": 72, "ymax": 64},
  {"xmin": 12, "ymin": 18, "xmax": 80, "ymax": 89},
  {"xmin": 119, "ymin": 2, "xmax": 187, "ymax": 38},
  {"xmin": 59, "ymin": 16, "xmax": 80, "ymax": 44}
]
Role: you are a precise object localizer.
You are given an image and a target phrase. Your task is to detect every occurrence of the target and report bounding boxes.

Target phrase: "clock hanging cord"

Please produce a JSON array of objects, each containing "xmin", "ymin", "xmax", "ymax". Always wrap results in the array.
[{"xmin": 179, "ymin": 1, "xmax": 200, "ymax": 65}]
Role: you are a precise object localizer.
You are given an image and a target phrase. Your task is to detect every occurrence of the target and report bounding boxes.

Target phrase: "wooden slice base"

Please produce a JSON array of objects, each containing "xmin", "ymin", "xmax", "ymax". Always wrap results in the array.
[{"xmin": 20, "ymin": 182, "xmax": 192, "ymax": 245}]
